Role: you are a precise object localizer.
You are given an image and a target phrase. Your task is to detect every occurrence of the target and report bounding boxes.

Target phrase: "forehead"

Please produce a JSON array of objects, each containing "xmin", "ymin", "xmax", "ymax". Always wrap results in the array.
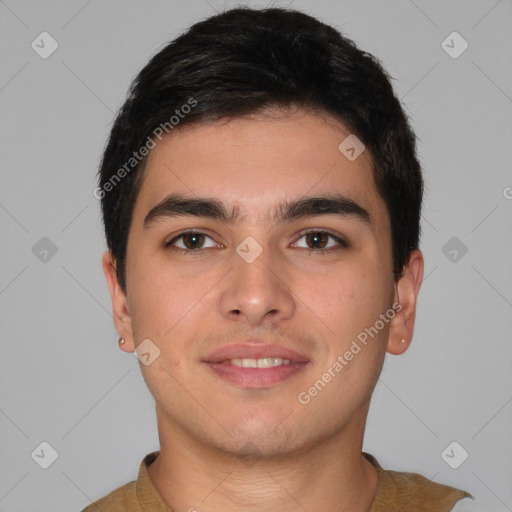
[{"xmin": 132, "ymin": 110, "xmax": 388, "ymax": 233}]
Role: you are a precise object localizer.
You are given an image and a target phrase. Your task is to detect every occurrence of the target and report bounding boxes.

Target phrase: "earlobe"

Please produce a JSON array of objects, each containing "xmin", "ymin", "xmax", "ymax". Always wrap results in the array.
[
  {"xmin": 101, "ymin": 250, "xmax": 135, "ymax": 352},
  {"xmin": 386, "ymin": 250, "xmax": 424, "ymax": 356}
]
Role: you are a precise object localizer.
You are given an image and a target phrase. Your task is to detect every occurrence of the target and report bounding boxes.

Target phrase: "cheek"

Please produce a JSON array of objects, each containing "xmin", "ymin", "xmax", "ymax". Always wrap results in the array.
[
  {"xmin": 127, "ymin": 258, "xmax": 219, "ymax": 364},
  {"xmin": 128, "ymin": 249, "xmax": 192, "ymax": 320},
  {"xmin": 127, "ymin": 270, "xmax": 174, "ymax": 343},
  {"xmin": 312, "ymin": 260, "xmax": 387, "ymax": 329}
]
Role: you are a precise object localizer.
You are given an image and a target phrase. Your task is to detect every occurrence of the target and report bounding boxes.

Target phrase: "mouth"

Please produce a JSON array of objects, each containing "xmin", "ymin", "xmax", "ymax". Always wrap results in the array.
[
  {"xmin": 220, "ymin": 357, "xmax": 293, "ymax": 368},
  {"xmin": 203, "ymin": 343, "xmax": 310, "ymax": 388}
]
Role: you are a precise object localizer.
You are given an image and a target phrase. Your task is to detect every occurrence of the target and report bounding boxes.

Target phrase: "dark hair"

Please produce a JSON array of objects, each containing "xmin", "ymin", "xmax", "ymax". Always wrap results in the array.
[{"xmin": 98, "ymin": 6, "xmax": 423, "ymax": 293}]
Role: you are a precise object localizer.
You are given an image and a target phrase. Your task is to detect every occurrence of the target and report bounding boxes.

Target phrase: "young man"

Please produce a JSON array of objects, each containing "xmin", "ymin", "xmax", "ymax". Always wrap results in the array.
[{"xmin": 88, "ymin": 7, "xmax": 475, "ymax": 511}]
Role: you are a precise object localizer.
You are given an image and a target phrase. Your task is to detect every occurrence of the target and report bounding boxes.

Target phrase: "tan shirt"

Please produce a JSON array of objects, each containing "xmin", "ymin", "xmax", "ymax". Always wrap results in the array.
[{"xmin": 82, "ymin": 451, "xmax": 472, "ymax": 511}]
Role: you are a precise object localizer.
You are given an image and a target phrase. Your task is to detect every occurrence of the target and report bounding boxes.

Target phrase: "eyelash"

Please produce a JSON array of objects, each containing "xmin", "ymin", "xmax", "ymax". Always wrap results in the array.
[{"xmin": 164, "ymin": 229, "xmax": 349, "ymax": 256}]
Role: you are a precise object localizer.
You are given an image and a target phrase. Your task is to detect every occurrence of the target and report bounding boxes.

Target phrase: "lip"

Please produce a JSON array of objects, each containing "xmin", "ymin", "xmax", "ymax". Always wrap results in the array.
[
  {"xmin": 203, "ymin": 342, "xmax": 310, "ymax": 364},
  {"xmin": 203, "ymin": 342, "xmax": 310, "ymax": 388}
]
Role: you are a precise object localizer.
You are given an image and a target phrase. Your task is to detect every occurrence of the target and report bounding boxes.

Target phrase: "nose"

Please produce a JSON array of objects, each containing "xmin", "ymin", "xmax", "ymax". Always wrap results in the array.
[{"xmin": 219, "ymin": 245, "xmax": 296, "ymax": 327}]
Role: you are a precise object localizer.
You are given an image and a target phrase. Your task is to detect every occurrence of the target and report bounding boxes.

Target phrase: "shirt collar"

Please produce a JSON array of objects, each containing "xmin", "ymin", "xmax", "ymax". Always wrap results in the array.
[
  {"xmin": 136, "ymin": 451, "xmax": 172, "ymax": 511},
  {"xmin": 135, "ymin": 450, "xmax": 470, "ymax": 511}
]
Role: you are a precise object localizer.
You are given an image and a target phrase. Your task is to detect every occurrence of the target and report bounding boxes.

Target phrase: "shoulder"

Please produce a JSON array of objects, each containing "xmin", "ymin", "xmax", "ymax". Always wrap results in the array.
[
  {"xmin": 81, "ymin": 451, "xmax": 161, "ymax": 512},
  {"xmin": 381, "ymin": 466, "xmax": 471, "ymax": 506},
  {"xmin": 81, "ymin": 480, "xmax": 138, "ymax": 512},
  {"xmin": 364, "ymin": 453, "xmax": 473, "ymax": 512}
]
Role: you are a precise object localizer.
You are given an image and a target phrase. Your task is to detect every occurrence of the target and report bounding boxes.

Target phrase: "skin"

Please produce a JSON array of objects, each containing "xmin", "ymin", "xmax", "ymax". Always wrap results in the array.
[{"xmin": 102, "ymin": 107, "xmax": 424, "ymax": 512}]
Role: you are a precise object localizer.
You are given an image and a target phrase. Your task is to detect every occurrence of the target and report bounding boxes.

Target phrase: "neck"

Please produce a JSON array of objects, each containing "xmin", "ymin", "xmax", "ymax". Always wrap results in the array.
[{"xmin": 147, "ymin": 409, "xmax": 379, "ymax": 512}]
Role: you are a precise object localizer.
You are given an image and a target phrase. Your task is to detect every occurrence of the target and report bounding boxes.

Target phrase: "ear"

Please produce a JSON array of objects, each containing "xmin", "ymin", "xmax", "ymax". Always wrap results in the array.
[
  {"xmin": 102, "ymin": 250, "xmax": 135, "ymax": 352},
  {"xmin": 387, "ymin": 250, "xmax": 424, "ymax": 355}
]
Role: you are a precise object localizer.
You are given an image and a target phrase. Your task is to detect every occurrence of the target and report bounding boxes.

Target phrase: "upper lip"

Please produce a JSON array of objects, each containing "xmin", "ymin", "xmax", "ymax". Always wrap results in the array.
[{"xmin": 204, "ymin": 342, "xmax": 310, "ymax": 363}]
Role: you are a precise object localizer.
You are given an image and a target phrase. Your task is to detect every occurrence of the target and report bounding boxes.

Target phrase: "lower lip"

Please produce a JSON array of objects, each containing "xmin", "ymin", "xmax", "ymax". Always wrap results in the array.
[{"xmin": 204, "ymin": 361, "xmax": 309, "ymax": 388}]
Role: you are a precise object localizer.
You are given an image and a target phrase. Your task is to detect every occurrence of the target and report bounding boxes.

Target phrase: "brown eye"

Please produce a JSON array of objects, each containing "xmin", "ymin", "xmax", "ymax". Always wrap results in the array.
[
  {"xmin": 294, "ymin": 230, "xmax": 348, "ymax": 253},
  {"xmin": 181, "ymin": 232, "xmax": 206, "ymax": 250},
  {"xmin": 165, "ymin": 231, "xmax": 217, "ymax": 252},
  {"xmin": 305, "ymin": 232, "xmax": 329, "ymax": 249}
]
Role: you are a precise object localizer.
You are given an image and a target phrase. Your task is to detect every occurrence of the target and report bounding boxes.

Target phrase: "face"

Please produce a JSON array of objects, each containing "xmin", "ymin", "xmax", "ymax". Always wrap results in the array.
[{"xmin": 103, "ymin": 108, "xmax": 423, "ymax": 458}]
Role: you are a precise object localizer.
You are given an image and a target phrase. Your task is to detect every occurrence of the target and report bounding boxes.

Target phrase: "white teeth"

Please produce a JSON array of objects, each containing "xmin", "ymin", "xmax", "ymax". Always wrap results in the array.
[
  {"xmin": 258, "ymin": 358, "xmax": 281, "ymax": 368},
  {"xmin": 229, "ymin": 358, "xmax": 292, "ymax": 368}
]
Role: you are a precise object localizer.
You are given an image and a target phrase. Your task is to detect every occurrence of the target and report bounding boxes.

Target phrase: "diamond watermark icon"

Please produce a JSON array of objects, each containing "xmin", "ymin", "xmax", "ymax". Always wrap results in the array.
[
  {"xmin": 441, "ymin": 31, "xmax": 468, "ymax": 59},
  {"xmin": 338, "ymin": 134, "xmax": 365, "ymax": 161},
  {"xmin": 133, "ymin": 338, "xmax": 160, "ymax": 366},
  {"xmin": 236, "ymin": 236, "xmax": 263, "ymax": 263},
  {"xmin": 32, "ymin": 237, "xmax": 58, "ymax": 263},
  {"xmin": 31, "ymin": 32, "xmax": 59, "ymax": 59},
  {"xmin": 442, "ymin": 236, "xmax": 468, "ymax": 263},
  {"xmin": 31, "ymin": 441, "xmax": 59, "ymax": 469},
  {"xmin": 441, "ymin": 441, "xmax": 469, "ymax": 469}
]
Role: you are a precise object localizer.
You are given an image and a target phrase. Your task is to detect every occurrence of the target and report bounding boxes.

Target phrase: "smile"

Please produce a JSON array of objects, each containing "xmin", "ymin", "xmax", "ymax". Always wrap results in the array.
[{"xmin": 222, "ymin": 357, "xmax": 291, "ymax": 368}]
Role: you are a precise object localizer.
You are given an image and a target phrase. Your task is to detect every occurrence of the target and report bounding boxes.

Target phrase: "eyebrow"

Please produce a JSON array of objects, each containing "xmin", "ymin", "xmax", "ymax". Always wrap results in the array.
[{"xmin": 143, "ymin": 192, "xmax": 372, "ymax": 230}]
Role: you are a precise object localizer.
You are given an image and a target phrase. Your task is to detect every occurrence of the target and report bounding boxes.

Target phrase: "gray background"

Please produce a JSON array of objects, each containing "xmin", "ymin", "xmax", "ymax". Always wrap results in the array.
[{"xmin": 1, "ymin": 0, "xmax": 511, "ymax": 510}]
